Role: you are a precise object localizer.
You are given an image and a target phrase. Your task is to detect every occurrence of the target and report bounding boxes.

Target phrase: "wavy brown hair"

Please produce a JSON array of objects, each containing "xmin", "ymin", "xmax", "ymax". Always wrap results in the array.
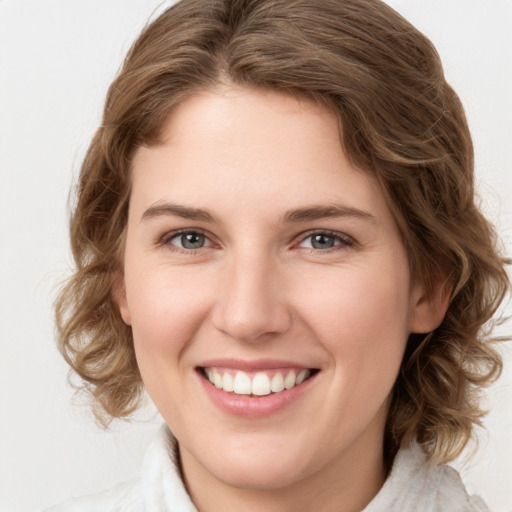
[{"xmin": 55, "ymin": 0, "xmax": 509, "ymax": 464}]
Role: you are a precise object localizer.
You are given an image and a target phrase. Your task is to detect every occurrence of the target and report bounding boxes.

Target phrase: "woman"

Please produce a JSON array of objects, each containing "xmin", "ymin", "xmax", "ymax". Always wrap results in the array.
[{"xmin": 45, "ymin": 0, "xmax": 509, "ymax": 510}]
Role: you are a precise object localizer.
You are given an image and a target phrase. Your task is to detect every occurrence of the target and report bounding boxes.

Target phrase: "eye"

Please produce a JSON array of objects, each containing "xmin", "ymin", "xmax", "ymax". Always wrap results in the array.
[
  {"xmin": 165, "ymin": 230, "xmax": 212, "ymax": 250},
  {"xmin": 298, "ymin": 231, "xmax": 353, "ymax": 250}
]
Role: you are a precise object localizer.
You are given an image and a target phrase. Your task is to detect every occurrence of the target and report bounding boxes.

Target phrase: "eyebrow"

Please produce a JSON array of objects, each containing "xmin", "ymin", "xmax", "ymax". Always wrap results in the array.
[
  {"xmin": 281, "ymin": 204, "xmax": 376, "ymax": 224},
  {"xmin": 141, "ymin": 202, "xmax": 376, "ymax": 224},
  {"xmin": 141, "ymin": 203, "xmax": 218, "ymax": 223}
]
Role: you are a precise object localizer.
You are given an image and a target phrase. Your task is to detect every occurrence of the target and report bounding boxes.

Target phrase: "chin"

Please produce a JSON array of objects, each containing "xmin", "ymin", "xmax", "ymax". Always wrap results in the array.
[
  {"xmin": 208, "ymin": 455, "xmax": 311, "ymax": 491},
  {"xmin": 183, "ymin": 429, "xmax": 323, "ymax": 491}
]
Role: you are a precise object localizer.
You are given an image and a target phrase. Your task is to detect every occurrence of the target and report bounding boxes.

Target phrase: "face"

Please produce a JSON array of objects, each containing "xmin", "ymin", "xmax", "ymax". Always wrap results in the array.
[{"xmin": 118, "ymin": 86, "xmax": 442, "ymax": 496}]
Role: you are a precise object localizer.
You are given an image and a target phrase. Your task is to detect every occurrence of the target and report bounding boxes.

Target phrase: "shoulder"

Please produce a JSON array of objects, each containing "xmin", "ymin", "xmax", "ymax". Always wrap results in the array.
[
  {"xmin": 364, "ymin": 443, "xmax": 489, "ymax": 512},
  {"xmin": 432, "ymin": 464, "xmax": 489, "ymax": 512},
  {"xmin": 39, "ymin": 424, "xmax": 197, "ymax": 512}
]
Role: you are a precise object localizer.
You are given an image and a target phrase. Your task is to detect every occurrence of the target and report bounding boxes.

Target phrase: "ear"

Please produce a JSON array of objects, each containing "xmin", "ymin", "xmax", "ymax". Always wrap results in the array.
[
  {"xmin": 410, "ymin": 277, "xmax": 451, "ymax": 334},
  {"xmin": 112, "ymin": 271, "xmax": 132, "ymax": 326}
]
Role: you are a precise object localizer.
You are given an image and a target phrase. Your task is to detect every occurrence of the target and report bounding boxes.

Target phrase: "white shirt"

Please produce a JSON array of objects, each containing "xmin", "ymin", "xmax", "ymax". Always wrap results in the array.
[{"xmin": 41, "ymin": 424, "xmax": 489, "ymax": 512}]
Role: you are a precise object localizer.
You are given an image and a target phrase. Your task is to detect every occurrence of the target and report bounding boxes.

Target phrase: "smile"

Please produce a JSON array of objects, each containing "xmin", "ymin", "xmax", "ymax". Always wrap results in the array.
[
  {"xmin": 197, "ymin": 359, "xmax": 320, "ymax": 417},
  {"xmin": 203, "ymin": 367, "xmax": 313, "ymax": 396}
]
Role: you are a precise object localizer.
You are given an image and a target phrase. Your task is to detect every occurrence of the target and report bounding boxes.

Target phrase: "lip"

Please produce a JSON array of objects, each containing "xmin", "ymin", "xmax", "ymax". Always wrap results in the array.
[
  {"xmin": 199, "ymin": 358, "xmax": 312, "ymax": 372},
  {"xmin": 196, "ymin": 358, "xmax": 319, "ymax": 418}
]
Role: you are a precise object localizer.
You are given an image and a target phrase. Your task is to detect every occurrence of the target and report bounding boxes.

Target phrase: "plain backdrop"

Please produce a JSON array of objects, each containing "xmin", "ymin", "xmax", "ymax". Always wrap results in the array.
[{"xmin": 1, "ymin": 1, "xmax": 511, "ymax": 511}]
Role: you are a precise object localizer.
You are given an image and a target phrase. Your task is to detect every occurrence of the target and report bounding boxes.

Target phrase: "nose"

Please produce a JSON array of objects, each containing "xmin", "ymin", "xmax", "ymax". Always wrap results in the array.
[{"xmin": 211, "ymin": 252, "xmax": 292, "ymax": 344}]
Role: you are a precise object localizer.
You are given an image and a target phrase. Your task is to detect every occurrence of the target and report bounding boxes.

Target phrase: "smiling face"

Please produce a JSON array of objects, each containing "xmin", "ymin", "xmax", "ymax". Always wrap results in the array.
[{"xmin": 118, "ymin": 86, "xmax": 443, "ymax": 507}]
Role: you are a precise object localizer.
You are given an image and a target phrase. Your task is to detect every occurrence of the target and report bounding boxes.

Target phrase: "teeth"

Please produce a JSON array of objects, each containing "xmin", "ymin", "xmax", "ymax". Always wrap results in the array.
[
  {"xmin": 270, "ymin": 372, "xmax": 285, "ymax": 392},
  {"xmin": 233, "ymin": 371, "xmax": 252, "ymax": 395},
  {"xmin": 222, "ymin": 372, "xmax": 234, "ymax": 392},
  {"xmin": 213, "ymin": 369, "xmax": 223, "ymax": 389},
  {"xmin": 252, "ymin": 372, "xmax": 271, "ymax": 396},
  {"xmin": 284, "ymin": 370, "xmax": 296, "ymax": 389},
  {"xmin": 296, "ymin": 369, "xmax": 308, "ymax": 384},
  {"xmin": 205, "ymin": 368, "xmax": 312, "ymax": 395}
]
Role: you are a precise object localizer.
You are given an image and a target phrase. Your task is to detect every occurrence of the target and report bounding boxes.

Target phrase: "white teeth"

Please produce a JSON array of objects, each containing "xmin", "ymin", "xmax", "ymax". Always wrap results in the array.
[
  {"xmin": 270, "ymin": 372, "xmax": 285, "ymax": 392},
  {"xmin": 284, "ymin": 370, "xmax": 296, "ymax": 389},
  {"xmin": 233, "ymin": 371, "xmax": 252, "ymax": 395},
  {"xmin": 296, "ymin": 369, "xmax": 309, "ymax": 384},
  {"xmin": 213, "ymin": 369, "xmax": 223, "ymax": 389},
  {"xmin": 222, "ymin": 372, "xmax": 234, "ymax": 392},
  {"xmin": 251, "ymin": 372, "xmax": 271, "ymax": 396},
  {"xmin": 206, "ymin": 368, "xmax": 312, "ymax": 395}
]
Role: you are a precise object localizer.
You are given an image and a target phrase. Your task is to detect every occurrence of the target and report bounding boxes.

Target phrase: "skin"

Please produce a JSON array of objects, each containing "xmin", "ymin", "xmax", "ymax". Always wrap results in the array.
[{"xmin": 117, "ymin": 85, "xmax": 448, "ymax": 512}]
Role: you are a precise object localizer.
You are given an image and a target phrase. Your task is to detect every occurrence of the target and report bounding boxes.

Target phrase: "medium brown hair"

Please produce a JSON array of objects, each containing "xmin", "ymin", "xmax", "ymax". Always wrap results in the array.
[{"xmin": 55, "ymin": 0, "xmax": 509, "ymax": 463}]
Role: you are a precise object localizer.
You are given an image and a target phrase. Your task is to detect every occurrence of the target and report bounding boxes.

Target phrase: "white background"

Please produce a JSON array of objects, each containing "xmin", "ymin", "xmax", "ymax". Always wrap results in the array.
[{"xmin": 0, "ymin": 1, "xmax": 511, "ymax": 511}]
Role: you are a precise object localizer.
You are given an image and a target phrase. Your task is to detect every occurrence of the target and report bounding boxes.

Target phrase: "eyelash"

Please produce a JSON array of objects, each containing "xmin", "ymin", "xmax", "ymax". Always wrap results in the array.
[{"xmin": 158, "ymin": 229, "xmax": 355, "ymax": 254}]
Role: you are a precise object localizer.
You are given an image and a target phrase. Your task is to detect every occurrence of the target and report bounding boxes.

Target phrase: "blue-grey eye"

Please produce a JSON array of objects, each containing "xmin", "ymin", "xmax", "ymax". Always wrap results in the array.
[
  {"xmin": 298, "ymin": 232, "xmax": 352, "ymax": 250},
  {"xmin": 171, "ymin": 232, "xmax": 209, "ymax": 249},
  {"xmin": 310, "ymin": 233, "xmax": 336, "ymax": 249}
]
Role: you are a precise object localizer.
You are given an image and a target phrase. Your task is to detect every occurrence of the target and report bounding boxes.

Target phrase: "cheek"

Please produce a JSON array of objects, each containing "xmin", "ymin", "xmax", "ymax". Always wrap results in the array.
[
  {"xmin": 301, "ymin": 262, "xmax": 411, "ymax": 383},
  {"xmin": 124, "ymin": 262, "xmax": 213, "ymax": 370},
  {"xmin": 123, "ymin": 263, "xmax": 218, "ymax": 418}
]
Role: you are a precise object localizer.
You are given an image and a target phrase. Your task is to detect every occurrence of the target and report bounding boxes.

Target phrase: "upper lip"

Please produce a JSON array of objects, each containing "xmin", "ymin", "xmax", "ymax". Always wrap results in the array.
[{"xmin": 199, "ymin": 358, "xmax": 316, "ymax": 371}]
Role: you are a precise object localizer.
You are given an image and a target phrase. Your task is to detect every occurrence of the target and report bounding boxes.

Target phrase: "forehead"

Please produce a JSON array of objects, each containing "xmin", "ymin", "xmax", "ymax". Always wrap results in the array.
[
  {"xmin": 130, "ymin": 86, "xmax": 392, "ymax": 228},
  {"xmin": 137, "ymin": 86, "xmax": 342, "ymax": 174}
]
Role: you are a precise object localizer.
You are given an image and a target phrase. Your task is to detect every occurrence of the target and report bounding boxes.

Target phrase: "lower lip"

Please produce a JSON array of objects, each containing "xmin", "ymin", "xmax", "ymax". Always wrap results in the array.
[{"xmin": 198, "ymin": 371, "xmax": 317, "ymax": 418}]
